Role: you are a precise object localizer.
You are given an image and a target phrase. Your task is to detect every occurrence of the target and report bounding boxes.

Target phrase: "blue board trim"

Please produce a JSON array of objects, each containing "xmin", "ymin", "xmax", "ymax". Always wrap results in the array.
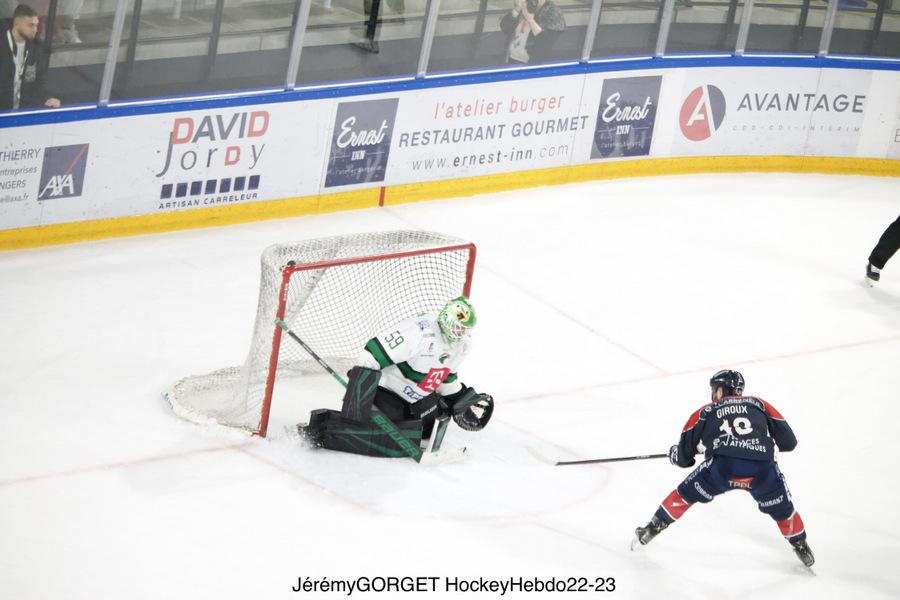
[{"xmin": 2, "ymin": 53, "xmax": 898, "ymax": 129}]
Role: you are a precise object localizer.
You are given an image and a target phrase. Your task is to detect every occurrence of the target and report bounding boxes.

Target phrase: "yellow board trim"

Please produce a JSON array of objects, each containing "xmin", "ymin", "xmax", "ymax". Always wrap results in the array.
[{"xmin": 2, "ymin": 156, "xmax": 898, "ymax": 250}]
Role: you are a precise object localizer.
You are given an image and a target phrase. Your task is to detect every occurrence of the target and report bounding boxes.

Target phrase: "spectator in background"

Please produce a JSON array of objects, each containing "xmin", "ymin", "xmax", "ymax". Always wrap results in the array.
[
  {"xmin": 353, "ymin": 0, "xmax": 405, "ymax": 54},
  {"xmin": 1, "ymin": 4, "xmax": 60, "ymax": 110},
  {"xmin": 57, "ymin": 0, "xmax": 83, "ymax": 44},
  {"xmin": 866, "ymin": 214, "xmax": 900, "ymax": 287},
  {"xmin": 3, "ymin": 0, "xmax": 83, "ymax": 45},
  {"xmin": 500, "ymin": 0, "xmax": 566, "ymax": 65}
]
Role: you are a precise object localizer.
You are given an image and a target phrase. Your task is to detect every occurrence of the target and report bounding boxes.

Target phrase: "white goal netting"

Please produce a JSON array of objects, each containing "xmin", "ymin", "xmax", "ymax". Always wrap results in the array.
[{"xmin": 165, "ymin": 231, "xmax": 475, "ymax": 435}]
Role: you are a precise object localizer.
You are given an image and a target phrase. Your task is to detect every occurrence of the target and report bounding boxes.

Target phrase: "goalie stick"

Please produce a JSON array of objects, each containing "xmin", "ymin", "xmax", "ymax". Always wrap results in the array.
[
  {"xmin": 555, "ymin": 453, "xmax": 667, "ymax": 466},
  {"xmin": 421, "ymin": 388, "xmax": 480, "ymax": 454},
  {"xmin": 275, "ymin": 318, "xmax": 436, "ymax": 462}
]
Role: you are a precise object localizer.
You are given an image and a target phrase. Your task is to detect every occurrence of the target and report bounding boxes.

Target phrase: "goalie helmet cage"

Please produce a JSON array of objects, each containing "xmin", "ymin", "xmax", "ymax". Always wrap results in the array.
[{"xmin": 166, "ymin": 231, "xmax": 476, "ymax": 437}]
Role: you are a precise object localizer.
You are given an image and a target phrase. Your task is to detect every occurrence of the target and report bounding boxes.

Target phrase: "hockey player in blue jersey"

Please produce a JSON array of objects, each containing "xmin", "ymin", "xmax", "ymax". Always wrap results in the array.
[{"xmin": 632, "ymin": 370, "xmax": 815, "ymax": 568}]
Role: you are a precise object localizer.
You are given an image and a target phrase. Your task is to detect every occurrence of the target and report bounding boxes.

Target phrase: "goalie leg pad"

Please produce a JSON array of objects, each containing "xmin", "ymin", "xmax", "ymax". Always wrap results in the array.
[
  {"xmin": 340, "ymin": 366, "xmax": 381, "ymax": 421},
  {"xmin": 306, "ymin": 409, "xmax": 424, "ymax": 458}
]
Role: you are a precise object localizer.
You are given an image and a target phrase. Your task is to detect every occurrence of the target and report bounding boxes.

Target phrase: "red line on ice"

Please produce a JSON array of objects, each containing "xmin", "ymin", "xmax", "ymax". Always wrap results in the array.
[{"xmin": 0, "ymin": 441, "xmax": 253, "ymax": 488}]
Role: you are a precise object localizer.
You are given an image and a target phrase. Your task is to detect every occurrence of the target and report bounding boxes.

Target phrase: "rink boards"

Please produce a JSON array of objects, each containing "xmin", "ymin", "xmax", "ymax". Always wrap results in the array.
[{"xmin": 1, "ymin": 57, "xmax": 899, "ymax": 249}]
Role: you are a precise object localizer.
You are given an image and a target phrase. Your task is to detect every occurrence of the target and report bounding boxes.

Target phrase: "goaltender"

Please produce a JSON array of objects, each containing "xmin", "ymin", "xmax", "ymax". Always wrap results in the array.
[{"xmin": 299, "ymin": 296, "xmax": 494, "ymax": 458}]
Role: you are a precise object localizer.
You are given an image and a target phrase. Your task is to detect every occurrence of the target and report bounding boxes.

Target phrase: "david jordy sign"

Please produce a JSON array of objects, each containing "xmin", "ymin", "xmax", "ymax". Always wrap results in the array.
[
  {"xmin": 592, "ymin": 76, "xmax": 662, "ymax": 159},
  {"xmin": 325, "ymin": 98, "xmax": 399, "ymax": 188},
  {"xmin": 156, "ymin": 110, "xmax": 269, "ymax": 178}
]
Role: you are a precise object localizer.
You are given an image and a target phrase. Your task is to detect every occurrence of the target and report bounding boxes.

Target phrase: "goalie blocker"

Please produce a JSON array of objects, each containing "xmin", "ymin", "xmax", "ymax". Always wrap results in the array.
[{"xmin": 301, "ymin": 367, "xmax": 493, "ymax": 458}]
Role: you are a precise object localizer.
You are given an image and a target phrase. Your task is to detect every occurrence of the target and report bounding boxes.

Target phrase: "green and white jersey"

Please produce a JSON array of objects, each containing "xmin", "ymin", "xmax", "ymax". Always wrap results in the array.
[{"xmin": 361, "ymin": 313, "xmax": 469, "ymax": 404}]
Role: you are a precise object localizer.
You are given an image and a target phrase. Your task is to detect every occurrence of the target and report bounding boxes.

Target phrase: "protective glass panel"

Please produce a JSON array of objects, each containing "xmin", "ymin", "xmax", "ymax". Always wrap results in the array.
[
  {"xmin": 589, "ymin": 0, "xmax": 664, "ymax": 58},
  {"xmin": 427, "ymin": 0, "xmax": 586, "ymax": 73},
  {"xmin": 294, "ymin": 0, "xmax": 421, "ymax": 86},
  {"xmin": 665, "ymin": 0, "xmax": 745, "ymax": 53},
  {"xmin": 828, "ymin": 0, "xmax": 900, "ymax": 58},
  {"xmin": 2, "ymin": 0, "xmax": 108, "ymax": 111},
  {"xmin": 207, "ymin": 0, "xmax": 295, "ymax": 90},
  {"xmin": 105, "ymin": 0, "xmax": 295, "ymax": 102},
  {"xmin": 106, "ymin": 0, "xmax": 213, "ymax": 101},
  {"xmin": 744, "ymin": 0, "xmax": 826, "ymax": 53}
]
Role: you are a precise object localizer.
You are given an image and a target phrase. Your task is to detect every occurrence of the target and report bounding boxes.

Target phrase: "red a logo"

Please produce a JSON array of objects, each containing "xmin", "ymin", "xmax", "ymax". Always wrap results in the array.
[{"xmin": 679, "ymin": 84, "xmax": 727, "ymax": 141}]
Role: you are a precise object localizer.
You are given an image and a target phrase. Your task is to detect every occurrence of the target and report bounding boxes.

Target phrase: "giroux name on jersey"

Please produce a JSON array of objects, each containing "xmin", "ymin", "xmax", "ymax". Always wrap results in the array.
[{"xmin": 715, "ymin": 405, "xmax": 749, "ymax": 419}]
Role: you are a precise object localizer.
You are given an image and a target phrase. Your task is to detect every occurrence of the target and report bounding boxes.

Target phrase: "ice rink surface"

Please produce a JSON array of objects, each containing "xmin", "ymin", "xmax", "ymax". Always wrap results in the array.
[{"xmin": 1, "ymin": 173, "xmax": 899, "ymax": 600}]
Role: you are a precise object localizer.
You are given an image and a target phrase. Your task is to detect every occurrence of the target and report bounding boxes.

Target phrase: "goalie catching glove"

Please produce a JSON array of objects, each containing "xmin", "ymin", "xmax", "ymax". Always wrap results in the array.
[{"xmin": 442, "ymin": 385, "xmax": 494, "ymax": 432}]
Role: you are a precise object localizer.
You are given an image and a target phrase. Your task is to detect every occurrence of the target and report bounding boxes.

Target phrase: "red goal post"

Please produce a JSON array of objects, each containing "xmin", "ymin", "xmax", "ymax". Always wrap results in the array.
[{"xmin": 166, "ymin": 231, "xmax": 476, "ymax": 437}]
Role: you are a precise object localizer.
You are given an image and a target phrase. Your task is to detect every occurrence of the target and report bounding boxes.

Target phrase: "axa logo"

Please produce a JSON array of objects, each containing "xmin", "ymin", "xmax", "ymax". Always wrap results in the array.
[
  {"xmin": 38, "ymin": 144, "xmax": 89, "ymax": 200},
  {"xmin": 680, "ymin": 85, "xmax": 726, "ymax": 141}
]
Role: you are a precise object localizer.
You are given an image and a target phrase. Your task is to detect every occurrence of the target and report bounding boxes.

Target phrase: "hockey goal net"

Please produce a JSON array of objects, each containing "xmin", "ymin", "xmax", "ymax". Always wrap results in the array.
[{"xmin": 166, "ymin": 231, "xmax": 476, "ymax": 436}]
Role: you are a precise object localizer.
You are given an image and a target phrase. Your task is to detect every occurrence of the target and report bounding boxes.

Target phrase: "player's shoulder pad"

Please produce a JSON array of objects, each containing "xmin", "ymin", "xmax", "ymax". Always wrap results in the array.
[
  {"xmin": 398, "ymin": 313, "xmax": 431, "ymax": 334},
  {"xmin": 682, "ymin": 403, "xmax": 713, "ymax": 432},
  {"xmin": 413, "ymin": 312, "xmax": 433, "ymax": 332},
  {"xmin": 406, "ymin": 312, "xmax": 440, "ymax": 336},
  {"xmin": 752, "ymin": 396, "xmax": 786, "ymax": 420}
]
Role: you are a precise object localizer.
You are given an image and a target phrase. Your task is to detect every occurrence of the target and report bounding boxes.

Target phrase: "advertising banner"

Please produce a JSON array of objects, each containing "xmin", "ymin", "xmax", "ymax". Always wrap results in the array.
[
  {"xmin": 872, "ymin": 71, "xmax": 900, "ymax": 161},
  {"xmin": 154, "ymin": 109, "xmax": 272, "ymax": 206},
  {"xmin": 384, "ymin": 75, "xmax": 590, "ymax": 185},
  {"xmin": 571, "ymin": 70, "xmax": 670, "ymax": 164},
  {"xmin": 669, "ymin": 68, "xmax": 872, "ymax": 158},
  {"xmin": 38, "ymin": 144, "xmax": 90, "ymax": 201},
  {"xmin": 1, "ymin": 126, "xmax": 55, "ymax": 230},
  {"xmin": 892, "ymin": 111, "xmax": 900, "ymax": 161},
  {"xmin": 590, "ymin": 75, "xmax": 663, "ymax": 159},
  {"xmin": 325, "ymin": 98, "xmax": 399, "ymax": 188},
  {"xmin": 2, "ymin": 63, "xmax": 898, "ymax": 234},
  {"xmin": 1, "ymin": 100, "xmax": 333, "ymax": 230}
]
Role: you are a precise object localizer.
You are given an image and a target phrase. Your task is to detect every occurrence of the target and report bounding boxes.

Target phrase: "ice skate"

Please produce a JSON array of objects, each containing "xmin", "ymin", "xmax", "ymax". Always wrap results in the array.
[
  {"xmin": 866, "ymin": 262, "xmax": 880, "ymax": 287},
  {"xmin": 790, "ymin": 538, "xmax": 815, "ymax": 570},
  {"xmin": 631, "ymin": 516, "xmax": 668, "ymax": 550}
]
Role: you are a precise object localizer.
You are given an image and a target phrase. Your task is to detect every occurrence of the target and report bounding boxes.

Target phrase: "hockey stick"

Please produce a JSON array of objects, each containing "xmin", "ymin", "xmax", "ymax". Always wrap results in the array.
[
  {"xmin": 275, "ymin": 319, "xmax": 423, "ymax": 461},
  {"xmin": 555, "ymin": 453, "xmax": 667, "ymax": 466},
  {"xmin": 275, "ymin": 319, "xmax": 349, "ymax": 388}
]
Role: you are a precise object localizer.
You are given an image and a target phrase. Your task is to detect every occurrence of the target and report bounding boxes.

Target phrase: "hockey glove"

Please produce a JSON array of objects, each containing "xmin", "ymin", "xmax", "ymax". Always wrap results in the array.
[
  {"xmin": 668, "ymin": 444, "xmax": 695, "ymax": 468},
  {"xmin": 668, "ymin": 445, "xmax": 679, "ymax": 466},
  {"xmin": 452, "ymin": 393, "xmax": 494, "ymax": 432},
  {"xmin": 443, "ymin": 385, "xmax": 479, "ymax": 415},
  {"xmin": 410, "ymin": 393, "xmax": 443, "ymax": 421}
]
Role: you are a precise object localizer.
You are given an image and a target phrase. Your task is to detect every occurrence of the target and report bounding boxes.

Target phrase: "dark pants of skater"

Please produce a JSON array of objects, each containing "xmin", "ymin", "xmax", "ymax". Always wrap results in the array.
[
  {"xmin": 654, "ymin": 456, "xmax": 807, "ymax": 543},
  {"xmin": 869, "ymin": 214, "xmax": 900, "ymax": 270}
]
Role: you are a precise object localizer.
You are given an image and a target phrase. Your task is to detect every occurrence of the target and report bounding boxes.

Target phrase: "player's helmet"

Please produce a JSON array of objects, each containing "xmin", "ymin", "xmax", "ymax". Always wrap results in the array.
[
  {"xmin": 709, "ymin": 370, "xmax": 745, "ymax": 397},
  {"xmin": 438, "ymin": 296, "xmax": 477, "ymax": 343}
]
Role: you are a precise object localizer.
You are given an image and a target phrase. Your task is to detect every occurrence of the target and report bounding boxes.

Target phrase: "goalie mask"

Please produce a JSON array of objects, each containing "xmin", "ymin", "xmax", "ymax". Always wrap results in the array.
[{"xmin": 438, "ymin": 296, "xmax": 476, "ymax": 343}]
